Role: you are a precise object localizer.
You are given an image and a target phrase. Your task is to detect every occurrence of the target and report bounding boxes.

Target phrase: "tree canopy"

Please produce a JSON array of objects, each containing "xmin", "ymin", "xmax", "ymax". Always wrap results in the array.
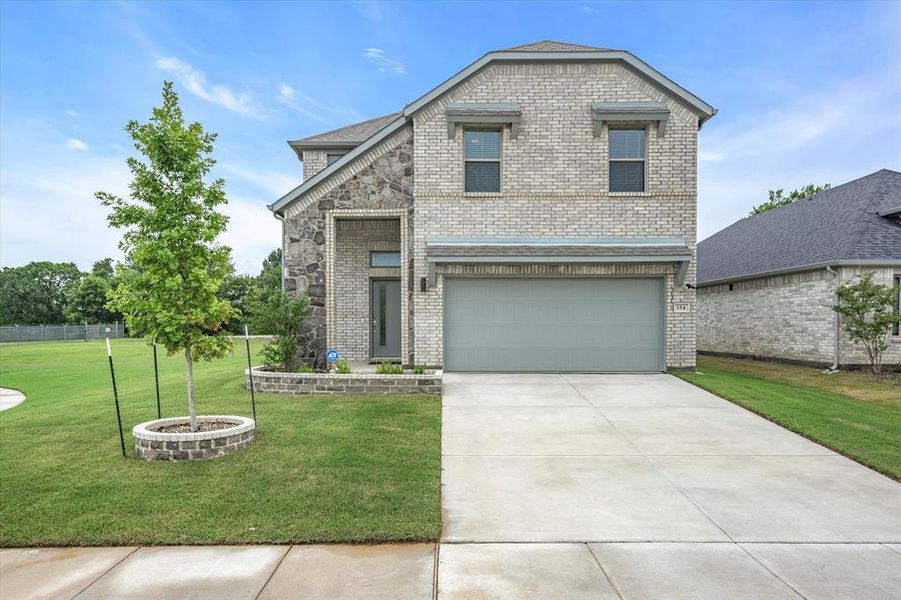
[
  {"xmin": 750, "ymin": 183, "xmax": 831, "ymax": 216},
  {"xmin": 97, "ymin": 81, "xmax": 236, "ymax": 430}
]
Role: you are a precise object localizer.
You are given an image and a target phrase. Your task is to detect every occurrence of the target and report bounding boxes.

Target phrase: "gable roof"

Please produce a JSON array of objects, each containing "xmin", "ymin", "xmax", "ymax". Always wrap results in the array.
[
  {"xmin": 501, "ymin": 40, "xmax": 615, "ymax": 52},
  {"xmin": 697, "ymin": 169, "xmax": 901, "ymax": 285},
  {"xmin": 270, "ymin": 40, "xmax": 717, "ymax": 215},
  {"xmin": 288, "ymin": 112, "xmax": 401, "ymax": 156}
]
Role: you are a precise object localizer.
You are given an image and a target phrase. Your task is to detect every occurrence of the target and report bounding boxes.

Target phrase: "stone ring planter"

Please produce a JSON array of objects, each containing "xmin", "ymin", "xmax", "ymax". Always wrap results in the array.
[{"xmin": 133, "ymin": 415, "xmax": 255, "ymax": 461}]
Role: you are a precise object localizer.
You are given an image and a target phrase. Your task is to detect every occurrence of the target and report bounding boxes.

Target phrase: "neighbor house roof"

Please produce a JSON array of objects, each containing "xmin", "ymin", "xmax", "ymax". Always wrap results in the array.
[
  {"xmin": 697, "ymin": 169, "xmax": 901, "ymax": 286},
  {"xmin": 270, "ymin": 40, "xmax": 717, "ymax": 215}
]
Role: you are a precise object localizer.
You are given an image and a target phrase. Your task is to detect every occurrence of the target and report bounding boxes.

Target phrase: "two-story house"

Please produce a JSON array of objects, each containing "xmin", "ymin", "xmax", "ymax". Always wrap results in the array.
[{"xmin": 268, "ymin": 41, "xmax": 716, "ymax": 372}]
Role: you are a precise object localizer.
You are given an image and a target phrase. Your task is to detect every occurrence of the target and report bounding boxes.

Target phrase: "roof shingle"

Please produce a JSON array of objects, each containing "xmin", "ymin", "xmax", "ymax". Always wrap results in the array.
[
  {"xmin": 501, "ymin": 40, "xmax": 614, "ymax": 52},
  {"xmin": 289, "ymin": 112, "xmax": 401, "ymax": 146},
  {"xmin": 697, "ymin": 169, "xmax": 901, "ymax": 284}
]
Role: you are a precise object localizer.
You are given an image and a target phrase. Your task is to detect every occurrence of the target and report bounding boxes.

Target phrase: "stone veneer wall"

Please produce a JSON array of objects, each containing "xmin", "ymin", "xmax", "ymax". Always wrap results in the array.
[
  {"xmin": 334, "ymin": 219, "xmax": 401, "ymax": 362},
  {"xmin": 411, "ymin": 61, "xmax": 699, "ymax": 369},
  {"xmin": 698, "ymin": 266, "xmax": 901, "ymax": 367},
  {"xmin": 246, "ymin": 368, "xmax": 442, "ymax": 394},
  {"xmin": 282, "ymin": 127, "xmax": 414, "ymax": 364}
]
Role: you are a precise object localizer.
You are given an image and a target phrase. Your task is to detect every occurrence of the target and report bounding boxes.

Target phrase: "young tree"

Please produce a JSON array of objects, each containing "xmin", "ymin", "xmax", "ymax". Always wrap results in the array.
[
  {"xmin": 832, "ymin": 272, "xmax": 901, "ymax": 374},
  {"xmin": 97, "ymin": 81, "xmax": 237, "ymax": 430},
  {"xmin": 750, "ymin": 183, "xmax": 831, "ymax": 216}
]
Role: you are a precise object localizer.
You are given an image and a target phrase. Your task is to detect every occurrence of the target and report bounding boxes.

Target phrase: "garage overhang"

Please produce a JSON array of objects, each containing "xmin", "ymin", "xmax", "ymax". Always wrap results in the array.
[
  {"xmin": 591, "ymin": 101, "xmax": 670, "ymax": 137},
  {"xmin": 446, "ymin": 103, "xmax": 523, "ymax": 138},
  {"xmin": 424, "ymin": 236, "xmax": 692, "ymax": 288}
]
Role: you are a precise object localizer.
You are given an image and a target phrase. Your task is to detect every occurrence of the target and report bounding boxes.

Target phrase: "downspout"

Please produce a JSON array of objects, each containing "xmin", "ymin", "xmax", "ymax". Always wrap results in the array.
[{"xmin": 825, "ymin": 266, "xmax": 840, "ymax": 371}]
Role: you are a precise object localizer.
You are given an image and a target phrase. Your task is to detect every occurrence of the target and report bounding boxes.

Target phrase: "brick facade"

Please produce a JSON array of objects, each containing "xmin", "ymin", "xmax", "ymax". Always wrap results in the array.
[
  {"xmin": 282, "ymin": 60, "xmax": 702, "ymax": 370},
  {"xmin": 698, "ymin": 266, "xmax": 901, "ymax": 368},
  {"xmin": 411, "ymin": 62, "xmax": 698, "ymax": 368}
]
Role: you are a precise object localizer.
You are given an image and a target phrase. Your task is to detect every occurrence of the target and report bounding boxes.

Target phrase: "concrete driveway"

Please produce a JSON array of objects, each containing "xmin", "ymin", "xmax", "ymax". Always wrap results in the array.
[{"xmin": 439, "ymin": 373, "xmax": 901, "ymax": 598}]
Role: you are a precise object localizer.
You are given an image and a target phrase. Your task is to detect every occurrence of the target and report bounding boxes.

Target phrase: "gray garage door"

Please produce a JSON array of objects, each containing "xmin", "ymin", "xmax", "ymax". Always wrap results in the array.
[{"xmin": 444, "ymin": 278, "xmax": 664, "ymax": 372}]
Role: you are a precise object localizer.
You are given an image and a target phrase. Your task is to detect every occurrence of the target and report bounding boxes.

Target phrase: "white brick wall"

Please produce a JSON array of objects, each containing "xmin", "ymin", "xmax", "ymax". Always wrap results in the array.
[
  {"xmin": 411, "ymin": 62, "xmax": 699, "ymax": 369},
  {"xmin": 334, "ymin": 219, "xmax": 401, "ymax": 362},
  {"xmin": 698, "ymin": 266, "xmax": 901, "ymax": 368}
]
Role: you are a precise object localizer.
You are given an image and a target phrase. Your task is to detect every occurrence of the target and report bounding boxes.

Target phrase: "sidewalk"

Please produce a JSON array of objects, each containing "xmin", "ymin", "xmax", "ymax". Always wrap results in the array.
[
  {"xmin": 0, "ymin": 388, "xmax": 25, "ymax": 411},
  {"xmin": 0, "ymin": 544, "xmax": 435, "ymax": 599}
]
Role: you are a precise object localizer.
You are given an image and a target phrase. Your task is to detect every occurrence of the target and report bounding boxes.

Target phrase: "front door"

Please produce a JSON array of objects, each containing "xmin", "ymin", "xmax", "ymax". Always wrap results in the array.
[{"xmin": 370, "ymin": 279, "xmax": 401, "ymax": 358}]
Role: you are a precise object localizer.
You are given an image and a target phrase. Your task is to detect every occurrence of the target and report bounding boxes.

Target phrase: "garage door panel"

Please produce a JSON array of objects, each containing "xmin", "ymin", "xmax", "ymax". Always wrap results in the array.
[{"xmin": 444, "ymin": 278, "xmax": 664, "ymax": 372}]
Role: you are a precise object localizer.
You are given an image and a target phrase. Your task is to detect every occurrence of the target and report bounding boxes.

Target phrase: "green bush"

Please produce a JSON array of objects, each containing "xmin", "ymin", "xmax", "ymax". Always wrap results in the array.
[
  {"xmin": 298, "ymin": 363, "xmax": 314, "ymax": 373},
  {"xmin": 412, "ymin": 365, "xmax": 426, "ymax": 375},
  {"xmin": 335, "ymin": 359, "xmax": 351, "ymax": 374},
  {"xmin": 376, "ymin": 361, "xmax": 404, "ymax": 375}
]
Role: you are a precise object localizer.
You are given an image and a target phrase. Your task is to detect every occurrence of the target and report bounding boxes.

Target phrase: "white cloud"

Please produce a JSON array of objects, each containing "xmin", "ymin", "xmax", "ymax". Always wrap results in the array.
[
  {"xmin": 154, "ymin": 55, "xmax": 260, "ymax": 117},
  {"xmin": 65, "ymin": 109, "xmax": 79, "ymax": 117},
  {"xmin": 362, "ymin": 48, "xmax": 406, "ymax": 74},
  {"xmin": 65, "ymin": 138, "xmax": 89, "ymax": 150},
  {"xmin": 698, "ymin": 150, "xmax": 726, "ymax": 163},
  {"xmin": 697, "ymin": 70, "xmax": 900, "ymax": 241},
  {"xmin": 224, "ymin": 164, "xmax": 299, "ymax": 199},
  {"xmin": 0, "ymin": 152, "xmax": 279, "ymax": 275},
  {"xmin": 275, "ymin": 82, "xmax": 364, "ymax": 123},
  {"xmin": 276, "ymin": 82, "xmax": 295, "ymax": 103}
]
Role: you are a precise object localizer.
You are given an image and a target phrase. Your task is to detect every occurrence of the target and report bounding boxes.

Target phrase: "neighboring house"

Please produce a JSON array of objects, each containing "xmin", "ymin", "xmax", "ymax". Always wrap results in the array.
[
  {"xmin": 268, "ymin": 40, "xmax": 716, "ymax": 372},
  {"xmin": 697, "ymin": 169, "xmax": 901, "ymax": 368}
]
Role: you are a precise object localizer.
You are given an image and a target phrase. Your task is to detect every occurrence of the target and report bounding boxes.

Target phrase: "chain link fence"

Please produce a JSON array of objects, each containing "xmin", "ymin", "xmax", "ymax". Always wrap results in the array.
[{"xmin": 0, "ymin": 323, "xmax": 126, "ymax": 343}]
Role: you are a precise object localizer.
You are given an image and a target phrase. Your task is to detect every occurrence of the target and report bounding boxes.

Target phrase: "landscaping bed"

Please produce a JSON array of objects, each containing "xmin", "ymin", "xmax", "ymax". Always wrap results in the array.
[
  {"xmin": 247, "ymin": 366, "xmax": 442, "ymax": 394},
  {"xmin": 677, "ymin": 354, "xmax": 901, "ymax": 480},
  {"xmin": 0, "ymin": 339, "xmax": 441, "ymax": 546}
]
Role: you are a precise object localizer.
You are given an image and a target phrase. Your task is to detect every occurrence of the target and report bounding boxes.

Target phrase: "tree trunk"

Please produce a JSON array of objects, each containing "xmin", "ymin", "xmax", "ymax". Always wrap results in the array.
[{"xmin": 185, "ymin": 346, "xmax": 198, "ymax": 432}]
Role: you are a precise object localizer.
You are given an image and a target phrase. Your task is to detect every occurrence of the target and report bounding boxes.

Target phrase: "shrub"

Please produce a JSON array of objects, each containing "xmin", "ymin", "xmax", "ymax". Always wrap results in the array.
[
  {"xmin": 832, "ymin": 272, "xmax": 901, "ymax": 374},
  {"xmin": 298, "ymin": 363, "xmax": 314, "ymax": 373},
  {"xmin": 246, "ymin": 290, "xmax": 308, "ymax": 372},
  {"xmin": 335, "ymin": 360, "xmax": 351, "ymax": 374},
  {"xmin": 412, "ymin": 365, "xmax": 426, "ymax": 375},
  {"xmin": 375, "ymin": 361, "xmax": 404, "ymax": 375}
]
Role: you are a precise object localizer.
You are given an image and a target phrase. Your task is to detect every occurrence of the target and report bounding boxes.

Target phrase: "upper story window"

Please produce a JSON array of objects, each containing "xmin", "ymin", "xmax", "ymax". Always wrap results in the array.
[
  {"xmin": 464, "ymin": 128, "xmax": 501, "ymax": 193},
  {"xmin": 326, "ymin": 153, "xmax": 345, "ymax": 165},
  {"xmin": 609, "ymin": 128, "xmax": 646, "ymax": 193}
]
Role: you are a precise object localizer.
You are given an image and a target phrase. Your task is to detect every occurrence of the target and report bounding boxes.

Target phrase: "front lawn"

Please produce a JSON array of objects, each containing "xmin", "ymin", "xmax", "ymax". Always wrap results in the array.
[
  {"xmin": 676, "ymin": 355, "xmax": 901, "ymax": 480},
  {"xmin": 0, "ymin": 339, "xmax": 441, "ymax": 547}
]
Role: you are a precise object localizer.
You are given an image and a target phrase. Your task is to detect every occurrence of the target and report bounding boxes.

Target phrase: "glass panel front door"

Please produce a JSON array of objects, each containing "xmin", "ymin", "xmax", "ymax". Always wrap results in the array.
[{"xmin": 370, "ymin": 279, "xmax": 401, "ymax": 358}]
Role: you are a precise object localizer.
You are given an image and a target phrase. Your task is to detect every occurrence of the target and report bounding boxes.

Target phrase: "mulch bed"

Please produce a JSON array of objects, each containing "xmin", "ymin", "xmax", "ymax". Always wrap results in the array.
[{"xmin": 152, "ymin": 420, "xmax": 237, "ymax": 433}]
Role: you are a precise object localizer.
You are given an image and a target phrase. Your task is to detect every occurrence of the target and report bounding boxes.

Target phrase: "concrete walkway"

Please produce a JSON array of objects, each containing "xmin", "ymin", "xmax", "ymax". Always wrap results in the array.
[
  {"xmin": 3, "ymin": 374, "xmax": 901, "ymax": 599},
  {"xmin": 0, "ymin": 388, "xmax": 25, "ymax": 411},
  {"xmin": 439, "ymin": 373, "xmax": 901, "ymax": 598}
]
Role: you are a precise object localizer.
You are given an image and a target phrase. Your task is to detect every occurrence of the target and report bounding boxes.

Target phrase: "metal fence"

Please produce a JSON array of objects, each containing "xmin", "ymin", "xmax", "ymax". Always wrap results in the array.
[{"xmin": 0, "ymin": 323, "xmax": 126, "ymax": 343}]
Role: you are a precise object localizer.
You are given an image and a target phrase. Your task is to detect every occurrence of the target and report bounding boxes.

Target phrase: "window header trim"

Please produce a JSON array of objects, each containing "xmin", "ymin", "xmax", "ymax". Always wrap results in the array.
[
  {"xmin": 592, "ymin": 101, "xmax": 670, "ymax": 138},
  {"xmin": 447, "ymin": 103, "xmax": 522, "ymax": 138}
]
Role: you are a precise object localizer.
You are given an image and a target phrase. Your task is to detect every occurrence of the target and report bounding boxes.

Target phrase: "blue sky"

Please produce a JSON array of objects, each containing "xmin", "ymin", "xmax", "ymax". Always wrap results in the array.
[{"xmin": 1, "ymin": 1, "xmax": 899, "ymax": 274}]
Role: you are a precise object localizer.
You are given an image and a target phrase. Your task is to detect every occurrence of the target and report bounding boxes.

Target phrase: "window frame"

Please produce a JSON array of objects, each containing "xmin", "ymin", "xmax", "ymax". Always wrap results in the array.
[
  {"xmin": 893, "ymin": 274, "xmax": 900, "ymax": 337},
  {"xmin": 370, "ymin": 250, "xmax": 401, "ymax": 268},
  {"xmin": 462, "ymin": 127, "xmax": 503, "ymax": 194},
  {"xmin": 607, "ymin": 125, "xmax": 649, "ymax": 194},
  {"xmin": 326, "ymin": 152, "xmax": 346, "ymax": 166}
]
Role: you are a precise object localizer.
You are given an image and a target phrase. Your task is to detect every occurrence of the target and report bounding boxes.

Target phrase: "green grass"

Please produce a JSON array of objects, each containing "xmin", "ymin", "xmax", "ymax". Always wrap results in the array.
[
  {"xmin": 0, "ymin": 339, "xmax": 441, "ymax": 547},
  {"xmin": 676, "ymin": 355, "xmax": 901, "ymax": 481}
]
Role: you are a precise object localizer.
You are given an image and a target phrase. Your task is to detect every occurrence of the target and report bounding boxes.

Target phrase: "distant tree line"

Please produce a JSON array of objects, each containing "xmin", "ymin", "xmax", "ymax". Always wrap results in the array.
[{"xmin": 0, "ymin": 249, "xmax": 283, "ymax": 330}]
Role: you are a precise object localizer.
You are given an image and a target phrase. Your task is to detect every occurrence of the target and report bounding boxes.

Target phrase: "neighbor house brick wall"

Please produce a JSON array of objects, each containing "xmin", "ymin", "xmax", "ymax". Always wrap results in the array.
[
  {"xmin": 334, "ymin": 219, "xmax": 401, "ymax": 362},
  {"xmin": 697, "ymin": 266, "xmax": 901, "ymax": 368},
  {"xmin": 411, "ymin": 62, "xmax": 699, "ymax": 369}
]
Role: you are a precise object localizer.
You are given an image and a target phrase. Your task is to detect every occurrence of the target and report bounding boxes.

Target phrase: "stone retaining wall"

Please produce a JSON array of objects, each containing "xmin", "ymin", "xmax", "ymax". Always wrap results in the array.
[
  {"xmin": 132, "ymin": 416, "xmax": 255, "ymax": 461},
  {"xmin": 246, "ymin": 367, "xmax": 442, "ymax": 395}
]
